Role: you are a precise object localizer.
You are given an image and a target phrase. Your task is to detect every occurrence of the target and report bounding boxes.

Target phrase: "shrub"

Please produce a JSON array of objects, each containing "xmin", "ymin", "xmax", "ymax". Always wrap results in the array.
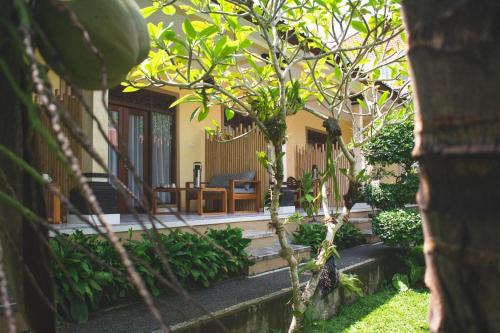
[
  {"xmin": 292, "ymin": 222, "xmax": 365, "ymax": 253},
  {"xmin": 51, "ymin": 227, "xmax": 251, "ymax": 323},
  {"xmin": 372, "ymin": 209, "xmax": 423, "ymax": 249},
  {"xmin": 363, "ymin": 173, "xmax": 418, "ymax": 210},
  {"xmin": 363, "ymin": 121, "xmax": 415, "ymax": 169}
]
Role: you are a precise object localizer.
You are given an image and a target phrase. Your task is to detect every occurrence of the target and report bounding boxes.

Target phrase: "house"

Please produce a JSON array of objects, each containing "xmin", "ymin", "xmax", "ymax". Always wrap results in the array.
[{"xmin": 40, "ymin": 1, "xmax": 402, "ymax": 230}]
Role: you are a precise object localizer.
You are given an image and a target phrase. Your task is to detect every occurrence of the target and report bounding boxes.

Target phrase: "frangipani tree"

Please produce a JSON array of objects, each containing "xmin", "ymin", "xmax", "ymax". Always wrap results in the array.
[{"xmin": 127, "ymin": 0, "xmax": 410, "ymax": 330}]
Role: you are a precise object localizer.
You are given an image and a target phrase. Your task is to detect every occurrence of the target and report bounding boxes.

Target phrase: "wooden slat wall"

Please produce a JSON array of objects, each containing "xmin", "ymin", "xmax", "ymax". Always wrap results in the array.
[
  {"xmin": 205, "ymin": 125, "xmax": 269, "ymax": 210},
  {"xmin": 36, "ymin": 83, "xmax": 83, "ymax": 217},
  {"xmin": 295, "ymin": 145, "xmax": 349, "ymax": 208}
]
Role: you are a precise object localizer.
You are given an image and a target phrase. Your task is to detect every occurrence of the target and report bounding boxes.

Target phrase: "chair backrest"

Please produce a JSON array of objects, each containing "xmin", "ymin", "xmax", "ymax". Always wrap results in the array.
[{"xmin": 286, "ymin": 176, "xmax": 299, "ymax": 189}]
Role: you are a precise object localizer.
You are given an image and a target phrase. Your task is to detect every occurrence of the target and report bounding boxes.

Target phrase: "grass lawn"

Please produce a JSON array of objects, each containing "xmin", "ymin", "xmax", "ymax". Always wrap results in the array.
[{"xmin": 316, "ymin": 288, "xmax": 429, "ymax": 333}]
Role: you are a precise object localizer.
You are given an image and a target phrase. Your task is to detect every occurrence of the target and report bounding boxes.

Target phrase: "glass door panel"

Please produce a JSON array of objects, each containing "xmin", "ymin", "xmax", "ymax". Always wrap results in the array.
[
  {"xmin": 151, "ymin": 112, "xmax": 173, "ymax": 204},
  {"xmin": 127, "ymin": 113, "xmax": 144, "ymax": 206},
  {"xmin": 107, "ymin": 111, "xmax": 119, "ymax": 177}
]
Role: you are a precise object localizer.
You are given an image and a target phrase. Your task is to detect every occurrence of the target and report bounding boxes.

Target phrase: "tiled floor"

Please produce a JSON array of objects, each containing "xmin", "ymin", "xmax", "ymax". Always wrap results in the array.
[{"xmin": 51, "ymin": 203, "xmax": 373, "ymax": 235}]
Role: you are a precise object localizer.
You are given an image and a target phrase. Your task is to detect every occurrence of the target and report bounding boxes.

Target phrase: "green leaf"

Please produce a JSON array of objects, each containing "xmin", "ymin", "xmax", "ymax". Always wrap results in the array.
[
  {"xmin": 225, "ymin": 108, "xmax": 235, "ymax": 121},
  {"xmin": 377, "ymin": 91, "xmax": 390, "ymax": 108},
  {"xmin": 122, "ymin": 85, "xmax": 139, "ymax": 92},
  {"xmin": 256, "ymin": 151, "xmax": 269, "ymax": 169},
  {"xmin": 182, "ymin": 19, "xmax": 197, "ymax": 40},
  {"xmin": 198, "ymin": 105, "xmax": 210, "ymax": 121},
  {"xmin": 141, "ymin": 6, "xmax": 158, "ymax": 18},
  {"xmin": 89, "ymin": 279, "xmax": 102, "ymax": 292},
  {"xmin": 161, "ymin": 6, "xmax": 176, "ymax": 16},
  {"xmin": 351, "ymin": 20, "xmax": 368, "ymax": 34},
  {"xmin": 170, "ymin": 93, "xmax": 202, "ymax": 107},
  {"xmin": 70, "ymin": 297, "xmax": 89, "ymax": 324},
  {"xmin": 213, "ymin": 36, "xmax": 228, "ymax": 58},
  {"xmin": 199, "ymin": 25, "xmax": 219, "ymax": 39},
  {"xmin": 392, "ymin": 273, "xmax": 410, "ymax": 292}
]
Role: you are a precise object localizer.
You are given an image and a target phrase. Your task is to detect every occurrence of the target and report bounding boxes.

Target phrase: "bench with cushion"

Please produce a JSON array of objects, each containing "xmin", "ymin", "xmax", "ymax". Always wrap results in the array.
[{"xmin": 207, "ymin": 171, "xmax": 261, "ymax": 213}]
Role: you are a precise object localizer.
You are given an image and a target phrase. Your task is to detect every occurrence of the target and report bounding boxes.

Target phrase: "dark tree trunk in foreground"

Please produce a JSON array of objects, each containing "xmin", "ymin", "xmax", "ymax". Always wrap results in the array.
[
  {"xmin": 0, "ymin": 3, "xmax": 55, "ymax": 332},
  {"xmin": 402, "ymin": 1, "xmax": 500, "ymax": 332}
]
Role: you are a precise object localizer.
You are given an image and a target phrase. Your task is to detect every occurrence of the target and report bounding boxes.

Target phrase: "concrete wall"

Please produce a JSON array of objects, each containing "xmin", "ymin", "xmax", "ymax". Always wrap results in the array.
[{"xmin": 172, "ymin": 252, "xmax": 403, "ymax": 333}]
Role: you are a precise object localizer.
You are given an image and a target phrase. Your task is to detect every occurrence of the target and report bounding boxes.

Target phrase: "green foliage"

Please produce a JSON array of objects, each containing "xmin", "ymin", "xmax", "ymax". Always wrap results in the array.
[
  {"xmin": 394, "ymin": 245, "xmax": 425, "ymax": 289},
  {"xmin": 292, "ymin": 223, "xmax": 325, "ymax": 253},
  {"xmin": 362, "ymin": 173, "xmax": 419, "ymax": 210},
  {"xmin": 372, "ymin": 209, "xmax": 423, "ymax": 249},
  {"xmin": 363, "ymin": 121, "xmax": 415, "ymax": 169},
  {"xmin": 392, "ymin": 273, "xmax": 410, "ymax": 292},
  {"xmin": 335, "ymin": 222, "xmax": 367, "ymax": 250},
  {"xmin": 291, "ymin": 222, "xmax": 365, "ymax": 253},
  {"xmin": 299, "ymin": 172, "xmax": 319, "ymax": 218},
  {"xmin": 339, "ymin": 272, "xmax": 364, "ymax": 297},
  {"xmin": 362, "ymin": 120, "xmax": 419, "ymax": 210},
  {"xmin": 406, "ymin": 245, "xmax": 425, "ymax": 286},
  {"xmin": 51, "ymin": 227, "xmax": 250, "ymax": 322}
]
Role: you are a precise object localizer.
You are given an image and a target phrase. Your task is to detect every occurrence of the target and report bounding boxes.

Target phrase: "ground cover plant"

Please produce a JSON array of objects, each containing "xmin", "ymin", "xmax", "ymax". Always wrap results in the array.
[
  {"xmin": 50, "ymin": 227, "xmax": 250, "ymax": 323},
  {"xmin": 316, "ymin": 287, "xmax": 429, "ymax": 333},
  {"xmin": 292, "ymin": 222, "xmax": 365, "ymax": 253},
  {"xmin": 372, "ymin": 209, "xmax": 425, "ymax": 288}
]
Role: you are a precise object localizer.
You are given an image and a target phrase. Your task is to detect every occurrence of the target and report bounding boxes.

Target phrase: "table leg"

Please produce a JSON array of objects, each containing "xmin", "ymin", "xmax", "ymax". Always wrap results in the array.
[
  {"xmin": 152, "ymin": 190, "xmax": 157, "ymax": 214},
  {"xmin": 197, "ymin": 189, "xmax": 203, "ymax": 215},
  {"xmin": 222, "ymin": 191, "xmax": 227, "ymax": 213},
  {"xmin": 176, "ymin": 191, "xmax": 181, "ymax": 213}
]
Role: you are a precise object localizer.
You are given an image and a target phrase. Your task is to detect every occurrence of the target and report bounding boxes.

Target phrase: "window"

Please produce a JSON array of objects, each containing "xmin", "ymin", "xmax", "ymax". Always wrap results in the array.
[
  {"xmin": 223, "ymin": 110, "xmax": 253, "ymax": 129},
  {"xmin": 307, "ymin": 129, "xmax": 327, "ymax": 148}
]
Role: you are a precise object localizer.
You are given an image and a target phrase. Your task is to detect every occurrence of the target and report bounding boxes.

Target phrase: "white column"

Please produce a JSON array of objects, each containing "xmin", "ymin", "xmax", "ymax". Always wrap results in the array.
[{"xmin": 352, "ymin": 104, "xmax": 365, "ymax": 173}]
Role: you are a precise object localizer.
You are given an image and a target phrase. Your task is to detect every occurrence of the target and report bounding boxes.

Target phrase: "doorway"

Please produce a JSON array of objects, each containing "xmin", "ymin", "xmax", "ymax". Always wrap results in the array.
[{"xmin": 108, "ymin": 88, "xmax": 176, "ymax": 212}]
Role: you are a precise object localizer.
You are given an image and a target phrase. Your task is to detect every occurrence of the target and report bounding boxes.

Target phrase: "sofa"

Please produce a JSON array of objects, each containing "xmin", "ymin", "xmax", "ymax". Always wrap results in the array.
[{"xmin": 207, "ymin": 171, "xmax": 261, "ymax": 213}]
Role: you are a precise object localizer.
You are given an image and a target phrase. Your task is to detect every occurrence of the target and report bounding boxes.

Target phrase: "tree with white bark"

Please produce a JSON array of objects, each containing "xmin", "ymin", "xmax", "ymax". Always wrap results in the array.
[{"xmin": 127, "ymin": 0, "xmax": 411, "ymax": 330}]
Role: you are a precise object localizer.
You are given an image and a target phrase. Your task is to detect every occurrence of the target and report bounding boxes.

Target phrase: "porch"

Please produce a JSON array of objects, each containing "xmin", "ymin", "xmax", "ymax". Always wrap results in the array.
[{"xmin": 52, "ymin": 203, "xmax": 375, "ymax": 276}]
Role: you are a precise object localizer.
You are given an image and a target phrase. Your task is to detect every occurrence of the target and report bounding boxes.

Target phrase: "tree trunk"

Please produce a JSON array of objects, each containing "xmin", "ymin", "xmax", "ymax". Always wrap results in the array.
[
  {"xmin": 402, "ymin": 1, "xmax": 500, "ymax": 332},
  {"xmin": 0, "ymin": 4, "xmax": 55, "ymax": 331}
]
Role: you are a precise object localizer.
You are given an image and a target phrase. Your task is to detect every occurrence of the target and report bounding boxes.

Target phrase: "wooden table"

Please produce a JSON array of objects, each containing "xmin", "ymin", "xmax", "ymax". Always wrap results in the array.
[
  {"xmin": 186, "ymin": 187, "xmax": 227, "ymax": 215},
  {"xmin": 152, "ymin": 187, "xmax": 186, "ymax": 215}
]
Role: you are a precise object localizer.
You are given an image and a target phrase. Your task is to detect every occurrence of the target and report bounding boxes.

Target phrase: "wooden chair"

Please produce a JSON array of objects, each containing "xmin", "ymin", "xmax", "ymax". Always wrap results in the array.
[
  {"xmin": 286, "ymin": 176, "xmax": 301, "ymax": 208},
  {"xmin": 228, "ymin": 179, "xmax": 261, "ymax": 213}
]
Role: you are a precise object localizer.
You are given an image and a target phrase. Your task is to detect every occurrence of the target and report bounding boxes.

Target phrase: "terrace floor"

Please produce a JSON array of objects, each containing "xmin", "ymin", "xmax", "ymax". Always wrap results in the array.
[{"xmin": 51, "ymin": 203, "xmax": 373, "ymax": 236}]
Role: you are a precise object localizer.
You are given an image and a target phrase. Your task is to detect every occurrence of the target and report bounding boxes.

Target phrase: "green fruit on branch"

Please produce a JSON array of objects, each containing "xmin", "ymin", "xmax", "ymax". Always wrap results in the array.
[{"xmin": 35, "ymin": 0, "xmax": 150, "ymax": 90}]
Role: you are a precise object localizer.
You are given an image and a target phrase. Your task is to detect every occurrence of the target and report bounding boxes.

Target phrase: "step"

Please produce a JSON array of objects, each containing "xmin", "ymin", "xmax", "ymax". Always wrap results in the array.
[
  {"xmin": 349, "ymin": 217, "xmax": 372, "ymax": 230},
  {"xmin": 245, "ymin": 244, "xmax": 311, "ymax": 276},
  {"xmin": 243, "ymin": 230, "xmax": 276, "ymax": 249},
  {"xmin": 349, "ymin": 210, "xmax": 372, "ymax": 218},
  {"xmin": 360, "ymin": 228, "xmax": 381, "ymax": 244}
]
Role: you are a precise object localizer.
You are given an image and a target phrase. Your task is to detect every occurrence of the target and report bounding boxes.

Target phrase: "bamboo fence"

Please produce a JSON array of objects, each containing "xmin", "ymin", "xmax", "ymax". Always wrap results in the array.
[{"xmin": 295, "ymin": 144, "xmax": 349, "ymax": 208}]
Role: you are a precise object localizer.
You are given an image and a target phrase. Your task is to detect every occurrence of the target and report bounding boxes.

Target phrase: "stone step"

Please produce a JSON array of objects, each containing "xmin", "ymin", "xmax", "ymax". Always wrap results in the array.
[
  {"xmin": 242, "ymin": 230, "xmax": 276, "ymax": 249},
  {"xmin": 349, "ymin": 210, "xmax": 371, "ymax": 218},
  {"xmin": 245, "ymin": 244, "xmax": 311, "ymax": 276},
  {"xmin": 360, "ymin": 228, "xmax": 381, "ymax": 244},
  {"xmin": 349, "ymin": 217, "xmax": 372, "ymax": 230}
]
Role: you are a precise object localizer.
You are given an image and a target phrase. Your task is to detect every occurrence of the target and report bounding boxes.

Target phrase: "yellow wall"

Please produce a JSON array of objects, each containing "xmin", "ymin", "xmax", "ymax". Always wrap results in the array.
[{"xmin": 149, "ymin": 87, "xmax": 222, "ymax": 209}]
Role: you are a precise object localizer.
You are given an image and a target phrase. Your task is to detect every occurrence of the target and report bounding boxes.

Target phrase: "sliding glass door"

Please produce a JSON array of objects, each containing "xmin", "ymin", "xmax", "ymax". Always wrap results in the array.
[
  {"xmin": 127, "ymin": 112, "xmax": 145, "ymax": 207},
  {"xmin": 108, "ymin": 88, "xmax": 176, "ymax": 213},
  {"xmin": 151, "ymin": 112, "xmax": 173, "ymax": 204}
]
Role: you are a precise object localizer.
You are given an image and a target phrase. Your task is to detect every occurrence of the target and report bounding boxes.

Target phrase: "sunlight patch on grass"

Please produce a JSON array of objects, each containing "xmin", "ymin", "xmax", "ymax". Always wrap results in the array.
[{"xmin": 324, "ymin": 288, "xmax": 429, "ymax": 333}]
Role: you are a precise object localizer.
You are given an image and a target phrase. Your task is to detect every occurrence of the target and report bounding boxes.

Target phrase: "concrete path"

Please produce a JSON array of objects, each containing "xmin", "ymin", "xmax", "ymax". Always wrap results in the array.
[{"xmin": 57, "ymin": 243, "xmax": 394, "ymax": 333}]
